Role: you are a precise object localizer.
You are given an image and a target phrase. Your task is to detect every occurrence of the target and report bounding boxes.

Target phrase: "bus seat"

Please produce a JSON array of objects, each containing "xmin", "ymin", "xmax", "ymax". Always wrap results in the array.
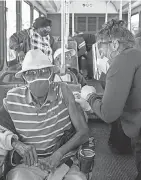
[
  {"xmin": 54, "ymin": 69, "xmax": 81, "ymax": 93},
  {"xmin": 0, "ymin": 70, "xmax": 25, "ymax": 108}
]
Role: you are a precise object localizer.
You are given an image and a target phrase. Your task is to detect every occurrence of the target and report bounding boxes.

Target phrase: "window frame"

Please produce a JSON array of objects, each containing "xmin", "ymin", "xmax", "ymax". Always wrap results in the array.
[
  {"xmin": 33, "ymin": 8, "xmax": 39, "ymax": 21},
  {"xmin": 6, "ymin": 0, "xmax": 17, "ymax": 66},
  {"xmin": 75, "ymin": 14, "xmax": 108, "ymax": 34}
]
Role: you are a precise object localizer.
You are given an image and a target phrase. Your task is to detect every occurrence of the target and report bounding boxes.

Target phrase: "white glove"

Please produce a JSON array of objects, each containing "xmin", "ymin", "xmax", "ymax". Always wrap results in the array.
[
  {"xmin": 75, "ymin": 97, "xmax": 92, "ymax": 112},
  {"xmin": 81, "ymin": 85, "xmax": 96, "ymax": 101}
]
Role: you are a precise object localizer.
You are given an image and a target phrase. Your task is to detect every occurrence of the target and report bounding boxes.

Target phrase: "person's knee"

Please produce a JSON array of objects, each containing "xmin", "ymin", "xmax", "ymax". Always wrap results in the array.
[
  {"xmin": 64, "ymin": 165, "xmax": 87, "ymax": 180},
  {"xmin": 7, "ymin": 168, "xmax": 35, "ymax": 180},
  {"xmin": 64, "ymin": 172, "xmax": 87, "ymax": 180}
]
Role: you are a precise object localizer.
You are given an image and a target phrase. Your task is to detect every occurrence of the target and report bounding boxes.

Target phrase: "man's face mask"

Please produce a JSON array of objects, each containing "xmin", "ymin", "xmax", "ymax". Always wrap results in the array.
[
  {"xmin": 38, "ymin": 26, "xmax": 51, "ymax": 37},
  {"xmin": 23, "ymin": 68, "xmax": 52, "ymax": 98}
]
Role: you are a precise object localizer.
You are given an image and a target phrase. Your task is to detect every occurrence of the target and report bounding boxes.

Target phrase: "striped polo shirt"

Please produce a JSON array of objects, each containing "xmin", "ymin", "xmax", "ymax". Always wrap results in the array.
[{"xmin": 3, "ymin": 82, "xmax": 72, "ymax": 157}]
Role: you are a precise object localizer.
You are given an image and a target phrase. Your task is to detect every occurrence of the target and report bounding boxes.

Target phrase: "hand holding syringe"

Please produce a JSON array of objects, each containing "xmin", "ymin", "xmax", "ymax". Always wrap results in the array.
[{"xmin": 73, "ymin": 85, "xmax": 96, "ymax": 112}]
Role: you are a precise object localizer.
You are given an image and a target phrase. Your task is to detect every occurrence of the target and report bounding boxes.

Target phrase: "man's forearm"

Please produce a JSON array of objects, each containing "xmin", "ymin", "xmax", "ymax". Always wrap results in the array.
[{"xmin": 58, "ymin": 129, "xmax": 89, "ymax": 156}]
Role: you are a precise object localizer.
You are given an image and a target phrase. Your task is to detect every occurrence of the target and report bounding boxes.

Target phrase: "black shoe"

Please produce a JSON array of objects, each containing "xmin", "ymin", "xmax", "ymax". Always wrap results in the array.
[{"xmin": 108, "ymin": 140, "xmax": 132, "ymax": 155}]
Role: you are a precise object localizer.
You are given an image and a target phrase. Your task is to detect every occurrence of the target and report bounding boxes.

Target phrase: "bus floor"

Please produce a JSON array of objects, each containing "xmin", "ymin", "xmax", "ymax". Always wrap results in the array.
[{"xmin": 89, "ymin": 120, "xmax": 137, "ymax": 180}]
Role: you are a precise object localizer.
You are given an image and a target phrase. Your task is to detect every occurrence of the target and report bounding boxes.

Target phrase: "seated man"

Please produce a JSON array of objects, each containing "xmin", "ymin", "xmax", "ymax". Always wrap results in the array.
[
  {"xmin": 53, "ymin": 48, "xmax": 87, "ymax": 87},
  {"xmin": 0, "ymin": 49, "xmax": 89, "ymax": 180}
]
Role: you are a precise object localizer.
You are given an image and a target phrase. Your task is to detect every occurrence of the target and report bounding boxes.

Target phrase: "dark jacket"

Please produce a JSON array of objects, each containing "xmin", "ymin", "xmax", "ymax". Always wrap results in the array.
[
  {"xmin": 79, "ymin": 34, "xmax": 96, "ymax": 52},
  {"xmin": 88, "ymin": 48, "xmax": 141, "ymax": 138},
  {"xmin": 72, "ymin": 36, "xmax": 87, "ymax": 57}
]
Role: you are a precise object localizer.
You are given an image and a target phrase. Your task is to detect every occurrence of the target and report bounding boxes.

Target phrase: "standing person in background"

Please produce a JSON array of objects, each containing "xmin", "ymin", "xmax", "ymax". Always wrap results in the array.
[
  {"xmin": 79, "ymin": 33, "xmax": 96, "ymax": 79},
  {"xmin": 72, "ymin": 32, "xmax": 88, "ymax": 77},
  {"xmin": 9, "ymin": 17, "xmax": 55, "ymax": 64}
]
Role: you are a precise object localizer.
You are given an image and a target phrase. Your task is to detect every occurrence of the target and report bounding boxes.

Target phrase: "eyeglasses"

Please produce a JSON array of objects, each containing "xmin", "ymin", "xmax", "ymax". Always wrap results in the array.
[
  {"xmin": 23, "ymin": 68, "xmax": 52, "ymax": 82},
  {"xmin": 97, "ymin": 41, "xmax": 112, "ymax": 48},
  {"xmin": 40, "ymin": 26, "xmax": 51, "ymax": 32}
]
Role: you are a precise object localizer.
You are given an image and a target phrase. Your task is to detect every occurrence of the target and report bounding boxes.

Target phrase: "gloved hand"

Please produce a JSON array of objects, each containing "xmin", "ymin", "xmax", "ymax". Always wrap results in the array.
[
  {"xmin": 81, "ymin": 85, "xmax": 96, "ymax": 101},
  {"xmin": 75, "ymin": 97, "xmax": 92, "ymax": 112}
]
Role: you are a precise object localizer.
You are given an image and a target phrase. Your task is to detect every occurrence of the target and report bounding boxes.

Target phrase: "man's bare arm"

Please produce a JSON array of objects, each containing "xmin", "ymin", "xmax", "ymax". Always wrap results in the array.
[{"xmin": 58, "ymin": 84, "xmax": 89, "ymax": 156}]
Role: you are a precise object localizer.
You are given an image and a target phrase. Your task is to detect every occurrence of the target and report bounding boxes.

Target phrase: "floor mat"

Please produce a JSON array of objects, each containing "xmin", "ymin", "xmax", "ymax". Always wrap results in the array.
[{"xmin": 88, "ymin": 121, "xmax": 137, "ymax": 180}]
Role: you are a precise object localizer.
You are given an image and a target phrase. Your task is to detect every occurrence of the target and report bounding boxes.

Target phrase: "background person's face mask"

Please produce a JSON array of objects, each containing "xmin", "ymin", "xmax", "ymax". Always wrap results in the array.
[
  {"xmin": 97, "ymin": 56, "xmax": 109, "ymax": 74},
  {"xmin": 28, "ymin": 78, "xmax": 50, "ymax": 98}
]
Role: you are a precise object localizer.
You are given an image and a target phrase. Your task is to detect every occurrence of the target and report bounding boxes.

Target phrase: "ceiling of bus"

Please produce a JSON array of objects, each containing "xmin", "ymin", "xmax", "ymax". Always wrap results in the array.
[{"xmin": 31, "ymin": 0, "xmax": 141, "ymax": 14}]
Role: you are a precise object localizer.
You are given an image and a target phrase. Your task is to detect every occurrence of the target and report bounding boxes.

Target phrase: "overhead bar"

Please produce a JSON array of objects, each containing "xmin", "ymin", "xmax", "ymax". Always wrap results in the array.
[
  {"xmin": 61, "ymin": 0, "xmax": 65, "ymax": 74},
  {"xmin": 72, "ymin": 12, "xmax": 74, "ymax": 36},
  {"xmin": 119, "ymin": 0, "xmax": 123, "ymax": 20},
  {"xmin": 65, "ymin": 0, "xmax": 69, "ymax": 47},
  {"xmin": 105, "ymin": 1, "xmax": 110, "ymax": 23},
  {"xmin": 60, "ymin": 0, "xmax": 70, "ymax": 74},
  {"xmin": 128, "ymin": 0, "xmax": 131, "ymax": 30}
]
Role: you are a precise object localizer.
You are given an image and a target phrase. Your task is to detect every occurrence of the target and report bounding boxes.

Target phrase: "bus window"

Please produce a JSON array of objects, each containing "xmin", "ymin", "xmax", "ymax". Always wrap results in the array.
[
  {"xmin": 22, "ymin": 1, "xmax": 30, "ymax": 29},
  {"xmin": 88, "ymin": 17, "xmax": 96, "ymax": 32},
  {"xmin": 98, "ymin": 17, "xmax": 105, "ymax": 30},
  {"xmin": 34, "ymin": 9, "xmax": 39, "ymax": 20},
  {"xmin": 6, "ymin": 0, "xmax": 16, "ymax": 63},
  {"xmin": 77, "ymin": 17, "xmax": 86, "ymax": 32},
  {"xmin": 131, "ymin": 13, "xmax": 139, "ymax": 35}
]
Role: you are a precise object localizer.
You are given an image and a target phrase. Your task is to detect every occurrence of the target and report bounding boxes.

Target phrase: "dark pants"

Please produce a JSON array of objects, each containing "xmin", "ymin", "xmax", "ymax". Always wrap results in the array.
[
  {"xmin": 132, "ymin": 132, "xmax": 141, "ymax": 179},
  {"xmin": 109, "ymin": 120, "xmax": 141, "ymax": 179},
  {"xmin": 109, "ymin": 120, "xmax": 132, "ymax": 155},
  {"xmin": 87, "ymin": 49, "xmax": 93, "ymax": 79},
  {"xmin": 78, "ymin": 54, "xmax": 87, "ymax": 71}
]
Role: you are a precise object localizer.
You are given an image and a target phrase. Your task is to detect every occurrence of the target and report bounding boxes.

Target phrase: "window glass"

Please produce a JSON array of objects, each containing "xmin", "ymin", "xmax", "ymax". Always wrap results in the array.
[
  {"xmin": 6, "ymin": 0, "xmax": 16, "ymax": 62},
  {"xmin": 98, "ymin": 17, "xmax": 105, "ymax": 30},
  {"xmin": 34, "ymin": 9, "xmax": 39, "ymax": 21},
  {"xmin": 22, "ymin": 1, "xmax": 30, "ymax": 29},
  {"xmin": 77, "ymin": 17, "xmax": 86, "ymax": 32},
  {"xmin": 88, "ymin": 17, "xmax": 96, "ymax": 31},
  {"xmin": 131, "ymin": 13, "xmax": 139, "ymax": 35}
]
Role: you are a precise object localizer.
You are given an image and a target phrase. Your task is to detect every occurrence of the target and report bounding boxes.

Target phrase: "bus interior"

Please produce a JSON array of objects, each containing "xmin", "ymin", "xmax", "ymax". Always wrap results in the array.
[{"xmin": 0, "ymin": 0, "xmax": 140, "ymax": 179}]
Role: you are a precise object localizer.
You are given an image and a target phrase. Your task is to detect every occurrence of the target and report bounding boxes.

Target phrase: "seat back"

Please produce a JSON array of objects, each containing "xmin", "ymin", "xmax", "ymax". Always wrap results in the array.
[{"xmin": 54, "ymin": 69, "xmax": 81, "ymax": 94}]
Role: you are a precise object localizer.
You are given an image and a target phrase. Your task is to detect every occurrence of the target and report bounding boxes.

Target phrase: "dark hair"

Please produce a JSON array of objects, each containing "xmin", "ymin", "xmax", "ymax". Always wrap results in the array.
[
  {"xmin": 33, "ymin": 17, "xmax": 52, "ymax": 29},
  {"xmin": 97, "ymin": 19, "xmax": 135, "ymax": 47}
]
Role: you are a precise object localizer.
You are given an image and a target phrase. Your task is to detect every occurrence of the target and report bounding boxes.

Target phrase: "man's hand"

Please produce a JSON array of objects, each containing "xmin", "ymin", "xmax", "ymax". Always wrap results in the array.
[
  {"xmin": 73, "ymin": 92, "xmax": 81, "ymax": 99},
  {"xmin": 38, "ymin": 151, "xmax": 63, "ymax": 173},
  {"xmin": 12, "ymin": 139, "xmax": 38, "ymax": 166},
  {"xmin": 18, "ymin": 51, "xmax": 25, "ymax": 63}
]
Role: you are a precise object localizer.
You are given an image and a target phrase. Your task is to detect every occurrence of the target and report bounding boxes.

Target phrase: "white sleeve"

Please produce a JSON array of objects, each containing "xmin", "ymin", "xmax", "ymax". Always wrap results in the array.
[{"xmin": 0, "ymin": 128, "xmax": 18, "ymax": 151}]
